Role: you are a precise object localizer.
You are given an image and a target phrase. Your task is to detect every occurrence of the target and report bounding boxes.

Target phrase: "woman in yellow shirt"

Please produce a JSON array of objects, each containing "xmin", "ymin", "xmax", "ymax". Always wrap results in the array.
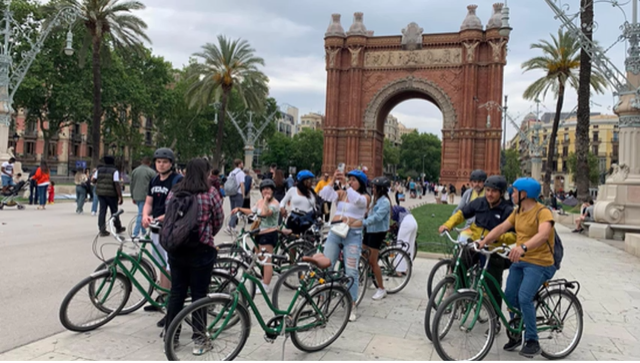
[{"xmin": 479, "ymin": 177, "xmax": 556, "ymax": 358}]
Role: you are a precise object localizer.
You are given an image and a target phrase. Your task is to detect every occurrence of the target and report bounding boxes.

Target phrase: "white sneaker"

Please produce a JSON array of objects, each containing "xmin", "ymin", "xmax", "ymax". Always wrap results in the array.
[
  {"xmin": 257, "ymin": 282, "xmax": 270, "ymax": 294},
  {"xmin": 372, "ymin": 288, "xmax": 387, "ymax": 301},
  {"xmin": 91, "ymin": 211, "xmax": 96, "ymax": 216},
  {"xmin": 349, "ymin": 306, "xmax": 357, "ymax": 322}
]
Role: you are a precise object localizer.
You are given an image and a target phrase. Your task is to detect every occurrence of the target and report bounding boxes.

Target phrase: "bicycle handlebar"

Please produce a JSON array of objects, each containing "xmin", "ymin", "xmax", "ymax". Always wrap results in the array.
[
  {"xmin": 439, "ymin": 230, "xmax": 470, "ymax": 245},
  {"xmin": 470, "ymin": 242, "xmax": 512, "ymax": 259}
]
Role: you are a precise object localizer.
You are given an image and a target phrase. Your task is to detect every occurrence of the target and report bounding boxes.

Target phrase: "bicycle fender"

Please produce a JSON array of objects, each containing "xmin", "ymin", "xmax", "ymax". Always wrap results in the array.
[
  {"xmin": 90, "ymin": 269, "xmax": 111, "ymax": 278},
  {"xmin": 455, "ymin": 288, "xmax": 479, "ymax": 297},
  {"xmin": 205, "ymin": 292, "xmax": 235, "ymax": 300}
]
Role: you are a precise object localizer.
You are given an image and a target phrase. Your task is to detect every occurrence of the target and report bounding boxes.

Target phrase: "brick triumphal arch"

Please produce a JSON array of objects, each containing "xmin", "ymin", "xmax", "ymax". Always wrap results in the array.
[{"xmin": 321, "ymin": 5, "xmax": 509, "ymax": 187}]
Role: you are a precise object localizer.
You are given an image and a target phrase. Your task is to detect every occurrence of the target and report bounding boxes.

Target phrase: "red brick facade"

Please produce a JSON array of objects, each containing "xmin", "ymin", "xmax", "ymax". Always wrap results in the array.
[{"xmin": 322, "ymin": 28, "xmax": 509, "ymax": 188}]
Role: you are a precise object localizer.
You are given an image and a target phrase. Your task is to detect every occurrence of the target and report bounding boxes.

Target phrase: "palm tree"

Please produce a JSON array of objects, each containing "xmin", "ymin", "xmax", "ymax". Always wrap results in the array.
[
  {"xmin": 522, "ymin": 29, "xmax": 606, "ymax": 196},
  {"xmin": 185, "ymin": 35, "xmax": 269, "ymax": 169},
  {"xmin": 48, "ymin": 0, "xmax": 151, "ymax": 168}
]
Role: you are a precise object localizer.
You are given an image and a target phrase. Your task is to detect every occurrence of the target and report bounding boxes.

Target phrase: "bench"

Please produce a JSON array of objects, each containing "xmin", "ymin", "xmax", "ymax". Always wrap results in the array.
[{"xmin": 588, "ymin": 223, "xmax": 640, "ymax": 241}]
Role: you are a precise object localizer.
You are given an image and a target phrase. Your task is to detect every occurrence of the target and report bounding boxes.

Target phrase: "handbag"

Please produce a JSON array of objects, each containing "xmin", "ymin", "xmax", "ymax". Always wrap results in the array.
[{"xmin": 330, "ymin": 202, "xmax": 350, "ymax": 238}]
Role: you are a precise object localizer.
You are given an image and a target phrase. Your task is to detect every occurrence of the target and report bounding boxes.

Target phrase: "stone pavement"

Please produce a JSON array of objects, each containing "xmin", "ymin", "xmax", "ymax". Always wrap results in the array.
[{"xmin": 3, "ymin": 214, "xmax": 640, "ymax": 361}]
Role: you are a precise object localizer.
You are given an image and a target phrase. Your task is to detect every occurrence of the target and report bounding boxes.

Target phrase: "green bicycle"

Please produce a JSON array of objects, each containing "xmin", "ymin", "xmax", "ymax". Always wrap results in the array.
[
  {"xmin": 431, "ymin": 243, "xmax": 583, "ymax": 361},
  {"xmin": 59, "ymin": 210, "xmax": 244, "ymax": 332},
  {"xmin": 163, "ymin": 229, "xmax": 353, "ymax": 361}
]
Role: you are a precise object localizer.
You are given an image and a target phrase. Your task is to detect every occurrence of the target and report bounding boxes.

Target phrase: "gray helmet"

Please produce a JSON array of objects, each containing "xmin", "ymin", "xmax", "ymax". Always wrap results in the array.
[
  {"xmin": 484, "ymin": 175, "xmax": 507, "ymax": 193},
  {"xmin": 371, "ymin": 176, "xmax": 391, "ymax": 189},
  {"xmin": 153, "ymin": 147, "xmax": 174, "ymax": 164},
  {"xmin": 470, "ymin": 169, "xmax": 487, "ymax": 182},
  {"xmin": 260, "ymin": 178, "xmax": 276, "ymax": 191}
]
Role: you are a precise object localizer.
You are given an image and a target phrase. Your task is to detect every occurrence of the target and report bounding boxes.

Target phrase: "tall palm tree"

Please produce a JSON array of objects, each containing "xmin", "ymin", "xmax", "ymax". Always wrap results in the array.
[
  {"xmin": 186, "ymin": 35, "xmax": 269, "ymax": 168},
  {"xmin": 48, "ymin": 0, "xmax": 151, "ymax": 168},
  {"xmin": 522, "ymin": 29, "xmax": 606, "ymax": 196}
]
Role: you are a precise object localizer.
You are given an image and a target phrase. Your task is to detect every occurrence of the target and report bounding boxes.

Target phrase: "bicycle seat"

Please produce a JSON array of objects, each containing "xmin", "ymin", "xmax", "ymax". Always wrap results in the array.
[{"xmin": 301, "ymin": 253, "xmax": 331, "ymax": 269}]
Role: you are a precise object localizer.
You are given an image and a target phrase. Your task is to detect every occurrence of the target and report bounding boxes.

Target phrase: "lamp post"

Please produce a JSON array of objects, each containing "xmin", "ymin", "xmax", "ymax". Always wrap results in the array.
[{"xmin": 0, "ymin": 0, "xmax": 79, "ymax": 163}]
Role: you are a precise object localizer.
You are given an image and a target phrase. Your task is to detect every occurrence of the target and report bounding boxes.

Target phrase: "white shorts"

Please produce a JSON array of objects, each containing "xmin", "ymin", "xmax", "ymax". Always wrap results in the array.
[{"xmin": 151, "ymin": 232, "xmax": 170, "ymax": 271}]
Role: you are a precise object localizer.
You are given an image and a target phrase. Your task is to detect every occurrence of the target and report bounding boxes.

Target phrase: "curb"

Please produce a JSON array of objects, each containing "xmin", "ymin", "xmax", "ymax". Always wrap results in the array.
[{"xmin": 416, "ymin": 251, "xmax": 447, "ymax": 260}]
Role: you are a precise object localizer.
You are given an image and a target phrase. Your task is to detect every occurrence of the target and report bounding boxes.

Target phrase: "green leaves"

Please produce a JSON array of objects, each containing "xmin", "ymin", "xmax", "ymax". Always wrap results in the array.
[
  {"xmin": 503, "ymin": 149, "xmax": 521, "ymax": 184},
  {"xmin": 397, "ymin": 131, "xmax": 442, "ymax": 181},
  {"xmin": 567, "ymin": 152, "xmax": 599, "ymax": 185},
  {"xmin": 261, "ymin": 129, "xmax": 324, "ymax": 175}
]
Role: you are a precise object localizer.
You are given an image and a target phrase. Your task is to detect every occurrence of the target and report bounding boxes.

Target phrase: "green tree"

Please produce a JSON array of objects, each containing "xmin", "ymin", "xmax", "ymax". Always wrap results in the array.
[
  {"xmin": 185, "ymin": 36, "xmax": 269, "ymax": 168},
  {"xmin": 260, "ymin": 132, "xmax": 293, "ymax": 171},
  {"xmin": 567, "ymin": 152, "xmax": 599, "ymax": 186},
  {"xmin": 503, "ymin": 149, "xmax": 522, "ymax": 184},
  {"xmin": 383, "ymin": 139, "xmax": 400, "ymax": 169},
  {"xmin": 522, "ymin": 29, "xmax": 606, "ymax": 196},
  {"xmin": 398, "ymin": 131, "xmax": 441, "ymax": 181},
  {"xmin": 290, "ymin": 129, "xmax": 324, "ymax": 175},
  {"xmin": 48, "ymin": 0, "xmax": 151, "ymax": 168}
]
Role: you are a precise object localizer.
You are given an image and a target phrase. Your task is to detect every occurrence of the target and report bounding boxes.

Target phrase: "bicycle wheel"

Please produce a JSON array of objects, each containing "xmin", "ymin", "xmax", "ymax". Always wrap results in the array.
[
  {"xmin": 537, "ymin": 289, "xmax": 584, "ymax": 359},
  {"xmin": 216, "ymin": 243, "xmax": 247, "ymax": 261},
  {"xmin": 273, "ymin": 265, "xmax": 308, "ymax": 311},
  {"xmin": 424, "ymin": 275, "xmax": 456, "ymax": 342},
  {"xmin": 164, "ymin": 295, "xmax": 251, "ymax": 361},
  {"xmin": 59, "ymin": 270, "xmax": 131, "ymax": 332},
  {"xmin": 209, "ymin": 270, "xmax": 250, "ymax": 329},
  {"xmin": 432, "ymin": 291, "xmax": 496, "ymax": 361},
  {"xmin": 290, "ymin": 284, "xmax": 352, "ymax": 352},
  {"xmin": 94, "ymin": 255, "xmax": 157, "ymax": 315},
  {"xmin": 378, "ymin": 248, "xmax": 412, "ymax": 294},
  {"xmin": 355, "ymin": 255, "xmax": 369, "ymax": 306},
  {"xmin": 213, "ymin": 257, "xmax": 256, "ymax": 300},
  {"xmin": 279, "ymin": 240, "xmax": 316, "ymax": 265},
  {"xmin": 426, "ymin": 259, "xmax": 453, "ymax": 298}
]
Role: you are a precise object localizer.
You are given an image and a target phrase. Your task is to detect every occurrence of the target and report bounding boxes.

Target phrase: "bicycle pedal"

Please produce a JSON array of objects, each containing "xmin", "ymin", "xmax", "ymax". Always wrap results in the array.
[{"xmin": 263, "ymin": 334, "xmax": 276, "ymax": 343}]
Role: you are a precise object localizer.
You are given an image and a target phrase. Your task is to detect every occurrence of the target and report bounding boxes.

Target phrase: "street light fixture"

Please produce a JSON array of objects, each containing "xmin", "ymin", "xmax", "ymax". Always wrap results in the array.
[
  {"xmin": 64, "ymin": 29, "xmax": 74, "ymax": 56},
  {"xmin": 499, "ymin": 0, "xmax": 512, "ymax": 37},
  {"xmin": 12, "ymin": 132, "xmax": 19, "ymax": 144}
]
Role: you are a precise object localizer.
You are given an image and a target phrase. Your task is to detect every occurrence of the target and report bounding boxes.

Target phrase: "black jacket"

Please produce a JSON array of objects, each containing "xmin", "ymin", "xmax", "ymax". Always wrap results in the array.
[{"xmin": 460, "ymin": 197, "xmax": 514, "ymax": 234}]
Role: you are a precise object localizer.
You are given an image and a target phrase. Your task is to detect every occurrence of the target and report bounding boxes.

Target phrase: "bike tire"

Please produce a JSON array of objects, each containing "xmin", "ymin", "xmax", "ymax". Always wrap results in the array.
[
  {"xmin": 424, "ymin": 275, "xmax": 456, "ymax": 342},
  {"xmin": 355, "ymin": 255, "xmax": 369, "ymax": 306},
  {"xmin": 213, "ymin": 257, "xmax": 256, "ymax": 300},
  {"xmin": 432, "ymin": 291, "xmax": 496, "ymax": 361},
  {"xmin": 59, "ymin": 270, "xmax": 131, "ymax": 332},
  {"xmin": 537, "ymin": 289, "xmax": 584, "ymax": 360},
  {"xmin": 378, "ymin": 247, "xmax": 412, "ymax": 294},
  {"xmin": 164, "ymin": 294, "xmax": 251, "ymax": 361},
  {"xmin": 426, "ymin": 258, "xmax": 453, "ymax": 299},
  {"xmin": 94, "ymin": 255, "xmax": 157, "ymax": 315},
  {"xmin": 290, "ymin": 284, "xmax": 352, "ymax": 352},
  {"xmin": 272, "ymin": 265, "xmax": 314, "ymax": 311}
]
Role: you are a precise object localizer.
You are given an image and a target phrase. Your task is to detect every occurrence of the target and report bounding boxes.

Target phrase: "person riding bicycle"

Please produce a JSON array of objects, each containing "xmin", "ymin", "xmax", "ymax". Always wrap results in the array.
[
  {"xmin": 453, "ymin": 169, "xmax": 487, "ymax": 228},
  {"xmin": 390, "ymin": 205, "xmax": 417, "ymax": 274},
  {"xmin": 478, "ymin": 177, "xmax": 556, "ymax": 358},
  {"xmin": 141, "ymin": 147, "xmax": 182, "ymax": 325},
  {"xmin": 438, "ymin": 175, "xmax": 516, "ymax": 313},
  {"xmin": 320, "ymin": 168, "xmax": 370, "ymax": 322},
  {"xmin": 232, "ymin": 179, "xmax": 281, "ymax": 294},
  {"xmin": 362, "ymin": 176, "xmax": 391, "ymax": 301}
]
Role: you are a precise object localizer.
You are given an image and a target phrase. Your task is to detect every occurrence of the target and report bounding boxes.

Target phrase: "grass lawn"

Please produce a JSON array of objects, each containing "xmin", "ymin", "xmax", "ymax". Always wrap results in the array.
[
  {"xmin": 560, "ymin": 204, "xmax": 581, "ymax": 214},
  {"xmin": 412, "ymin": 203, "xmax": 463, "ymax": 254}
]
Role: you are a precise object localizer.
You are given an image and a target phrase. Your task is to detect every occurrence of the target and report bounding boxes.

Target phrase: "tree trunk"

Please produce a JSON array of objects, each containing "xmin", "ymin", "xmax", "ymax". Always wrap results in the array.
[
  {"xmin": 544, "ymin": 83, "xmax": 566, "ymax": 197},
  {"xmin": 212, "ymin": 87, "xmax": 230, "ymax": 169},
  {"xmin": 91, "ymin": 37, "xmax": 102, "ymax": 168},
  {"xmin": 576, "ymin": 0, "xmax": 594, "ymax": 201}
]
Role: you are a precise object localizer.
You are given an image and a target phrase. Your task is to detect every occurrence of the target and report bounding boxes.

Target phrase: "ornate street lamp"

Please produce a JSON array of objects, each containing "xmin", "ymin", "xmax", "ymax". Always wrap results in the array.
[
  {"xmin": 12, "ymin": 131, "xmax": 18, "ymax": 144},
  {"xmin": 499, "ymin": 0, "xmax": 512, "ymax": 37}
]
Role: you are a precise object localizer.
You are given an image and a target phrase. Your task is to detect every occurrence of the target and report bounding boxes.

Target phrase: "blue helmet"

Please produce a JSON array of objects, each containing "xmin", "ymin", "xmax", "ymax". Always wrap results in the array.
[
  {"xmin": 513, "ymin": 177, "xmax": 541, "ymax": 200},
  {"xmin": 346, "ymin": 169, "xmax": 368, "ymax": 187},
  {"xmin": 296, "ymin": 170, "xmax": 315, "ymax": 182}
]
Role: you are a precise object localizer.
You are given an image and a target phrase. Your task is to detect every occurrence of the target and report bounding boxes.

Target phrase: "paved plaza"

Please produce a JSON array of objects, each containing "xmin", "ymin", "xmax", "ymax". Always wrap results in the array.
[{"xmin": 2, "ymin": 193, "xmax": 640, "ymax": 361}]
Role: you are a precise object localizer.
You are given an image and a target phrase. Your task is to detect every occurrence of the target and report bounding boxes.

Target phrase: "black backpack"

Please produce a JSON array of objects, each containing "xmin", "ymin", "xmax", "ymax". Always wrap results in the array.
[
  {"xmin": 160, "ymin": 191, "xmax": 201, "ymax": 253},
  {"xmin": 533, "ymin": 206, "xmax": 564, "ymax": 270}
]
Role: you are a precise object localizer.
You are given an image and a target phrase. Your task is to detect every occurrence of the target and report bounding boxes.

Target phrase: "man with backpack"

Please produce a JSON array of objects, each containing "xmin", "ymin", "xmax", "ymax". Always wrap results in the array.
[
  {"xmin": 479, "ymin": 177, "xmax": 561, "ymax": 358},
  {"xmin": 92, "ymin": 156, "xmax": 125, "ymax": 237},
  {"xmin": 224, "ymin": 159, "xmax": 246, "ymax": 234},
  {"xmin": 141, "ymin": 148, "xmax": 182, "ymax": 326}
]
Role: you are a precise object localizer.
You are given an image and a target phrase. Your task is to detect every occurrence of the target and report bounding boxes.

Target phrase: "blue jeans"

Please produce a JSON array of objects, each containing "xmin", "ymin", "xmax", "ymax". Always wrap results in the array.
[
  {"xmin": 1, "ymin": 175, "xmax": 14, "ymax": 187},
  {"xmin": 228, "ymin": 193, "xmax": 244, "ymax": 228},
  {"xmin": 91, "ymin": 185, "xmax": 98, "ymax": 213},
  {"xmin": 75, "ymin": 185, "xmax": 87, "ymax": 213},
  {"xmin": 133, "ymin": 200, "xmax": 146, "ymax": 237},
  {"xmin": 505, "ymin": 261, "xmax": 556, "ymax": 342},
  {"xmin": 29, "ymin": 179, "xmax": 38, "ymax": 204},
  {"xmin": 323, "ymin": 227, "xmax": 363, "ymax": 302},
  {"xmin": 37, "ymin": 185, "xmax": 48, "ymax": 206}
]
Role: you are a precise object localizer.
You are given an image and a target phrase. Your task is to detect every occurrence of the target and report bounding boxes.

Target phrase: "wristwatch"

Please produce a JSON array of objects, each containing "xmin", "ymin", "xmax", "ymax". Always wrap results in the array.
[{"xmin": 521, "ymin": 244, "xmax": 528, "ymax": 253}]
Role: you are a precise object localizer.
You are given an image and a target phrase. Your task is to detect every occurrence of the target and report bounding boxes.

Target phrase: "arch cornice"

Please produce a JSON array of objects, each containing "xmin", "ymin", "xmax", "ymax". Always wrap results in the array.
[{"xmin": 362, "ymin": 76, "xmax": 458, "ymax": 132}]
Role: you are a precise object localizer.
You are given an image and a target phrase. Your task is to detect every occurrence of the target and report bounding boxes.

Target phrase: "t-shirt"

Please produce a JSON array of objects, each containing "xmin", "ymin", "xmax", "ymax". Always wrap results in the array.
[
  {"xmin": 93, "ymin": 170, "xmax": 120, "ymax": 181},
  {"xmin": 148, "ymin": 172, "xmax": 182, "ymax": 218},
  {"xmin": 507, "ymin": 204, "xmax": 555, "ymax": 267},
  {"xmin": 232, "ymin": 168, "xmax": 246, "ymax": 194},
  {"xmin": 1, "ymin": 162, "xmax": 13, "ymax": 177}
]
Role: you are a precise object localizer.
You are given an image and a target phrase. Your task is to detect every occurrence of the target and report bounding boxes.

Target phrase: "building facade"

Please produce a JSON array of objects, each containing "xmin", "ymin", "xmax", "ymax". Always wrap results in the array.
[
  {"xmin": 384, "ymin": 114, "xmax": 400, "ymax": 145},
  {"xmin": 397, "ymin": 121, "xmax": 417, "ymax": 139},
  {"xmin": 509, "ymin": 112, "xmax": 619, "ymax": 191},
  {"xmin": 299, "ymin": 113, "xmax": 324, "ymax": 131}
]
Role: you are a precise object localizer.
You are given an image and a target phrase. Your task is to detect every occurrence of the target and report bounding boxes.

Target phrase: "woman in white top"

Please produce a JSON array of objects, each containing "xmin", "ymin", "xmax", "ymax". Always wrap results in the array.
[
  {"xmin": 320, "ymin": 169, "xmax": 370, "ymax": 322},
  {"xmin": 280, "ymin": 170, "xmax": 317, "ymax": 232}
]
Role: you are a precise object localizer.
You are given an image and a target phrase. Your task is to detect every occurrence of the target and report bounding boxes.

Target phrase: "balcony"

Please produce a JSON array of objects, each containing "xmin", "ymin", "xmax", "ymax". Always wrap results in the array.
[{"xmin": 23, "ymin": 129, "xmax": 38, "ymax": 139}]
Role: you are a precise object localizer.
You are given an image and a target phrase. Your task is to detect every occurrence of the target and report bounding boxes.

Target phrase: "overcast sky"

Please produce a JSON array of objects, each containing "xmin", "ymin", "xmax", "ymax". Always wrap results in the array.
[{"xmin": 138, "ymin": 0, "xmax": 632, "ymax": 141}]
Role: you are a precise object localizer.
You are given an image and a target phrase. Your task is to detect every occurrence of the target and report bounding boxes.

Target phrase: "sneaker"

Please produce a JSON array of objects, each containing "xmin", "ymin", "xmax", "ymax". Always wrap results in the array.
[
  {"xmin": 192, "ymin": 340, "xmax": 212, "ymax": 356},
  {"xmin": 99, "ymin": 231, "xmax": 110, "ymax": 237},
  {"xmin": 116, "ymin": 227, "xmax": 126, "ymax": 234},
  {"xmin": 157, "ymin": 316, "xmax": 167, "ymax": 328},
  {"xmin": 257, "ymin": 282, "xmax": 270, "ymax": 294},
  {"xmin": 372, "ymin": 288, "xmax": 387, "ymax": 301},
  {"xmin": 91, "ymin": 211, "xmax": 96, "ymax": 216},
  {"xmin": 503, "ymin": 336, "xmax": 522, "ymax": 351},
  {"xmin": 519, "ymin": 340, "xmax": 541, "ymax": 358},
  {"xmin": 349, "ymin": 306, "xmax": 357, "ymax": 322}
]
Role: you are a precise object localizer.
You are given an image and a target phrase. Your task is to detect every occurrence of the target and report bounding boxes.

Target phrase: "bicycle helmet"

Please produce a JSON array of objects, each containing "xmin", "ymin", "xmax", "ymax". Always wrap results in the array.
[
  {"xmin": 296, "ymin": 170, "xmax": 315, "ymax": 182},
  {"xmin": 371, "ymin": 176, "xmax": 390, "ymax": 189},
  {"xmin": 346, "ymin": 169, "xmax": 368, "ymax": 187},
  {"xmin": 153, "ymin": 147, "xmax": 175, "ymax": 164},
  {"xmin": 259, "ymin": 179, "xmax": 276, "ymax": 191},
  {"xmin": 484, "ymin": 175, "xmax": 507, "ymax": 193},
  {"xmin": 513, "ymin": 177, "xmax": 541, "ymax": 200},
  {"xmin": 469, "ymin": 169, "xmax": 487, "ymax": 182}
]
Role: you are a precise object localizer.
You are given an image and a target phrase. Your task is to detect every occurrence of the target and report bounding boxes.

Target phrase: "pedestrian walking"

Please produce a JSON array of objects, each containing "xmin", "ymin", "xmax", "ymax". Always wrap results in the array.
[
  {"xmin": 74, "ymin": 170, "xmax": 88, "ymax": 213},
  {"xmin": 93, "ymin": 156, "xmax": 125, "ymax": 236},
  {"xmin": 130, "ymin": 157, "xmax": 157, "ymax": 238},
  {"xmin": 448, "ymin": 183, "xmax": 456, "ymax": 204}
]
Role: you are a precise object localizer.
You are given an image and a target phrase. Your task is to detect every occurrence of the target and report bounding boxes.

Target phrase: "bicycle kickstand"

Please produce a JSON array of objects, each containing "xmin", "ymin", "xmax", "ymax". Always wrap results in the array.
[{"xmin": 281, "ymin": 315, "xmax": 288, "ymax": 361}]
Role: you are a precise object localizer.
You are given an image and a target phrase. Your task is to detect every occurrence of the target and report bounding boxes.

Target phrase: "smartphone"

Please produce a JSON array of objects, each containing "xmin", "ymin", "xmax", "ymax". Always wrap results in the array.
[{"xmin": 338, "ymin": 163, "xmax": 345, "ymax": 173}]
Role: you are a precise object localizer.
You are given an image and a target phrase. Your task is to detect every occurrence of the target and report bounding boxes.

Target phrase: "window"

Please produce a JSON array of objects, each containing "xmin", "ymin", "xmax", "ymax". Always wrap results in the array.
[
  {"xmin": 613, "ymin": 131, "xmax": 619, "ymax": 142},
  {"xmin": 88, "ymin": 146, "xmax": 93, "ymax": 158},
  {"xmin": 25, "ymin": 142, "xmax": 35, "ymax": 155},
  {"xmin": 552, "ymin": 160, "xmax": 558, "ymax": 172},
  {"xmin": 562, "ymin": 161, "xmax": 567, "ymax": 172},
  {"xmin": 145, "ymin": 132, "xmax": 152, "ymax": 146},
  {"xmin": 562, "ymin": 146, "xmax": 568, "ymax": 157},
  {"xmin": 563, "ymin": 133, "xmax": 569, "ymax": 142},
  {"xmin": 592, "ymin": 145, "xmax": 599, "ymax": 155},
  {"xmin": 599, "ymin": 158, "xmax": 607, "ymax": 172},
  {"xmin": 74, "ymin": 123, "xmax": 81, "ymax": 135},
  {"xmin": 593, "ymin": 125, "xmax": 598, "ymax": 129},
  {"xmin": 593, "ymin": 131, "xmax": 599, "ymax": 142},
  {"xmin": 48, "ymin": 142, "xmax": 57, "ymax": 157},
  {"xmin": 542, "ymin": 161, "xmax": 547, "ymax": 170},
  {"xmin": 74, "ymin": 144, "xmax": 80, "ymax": 157}
]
